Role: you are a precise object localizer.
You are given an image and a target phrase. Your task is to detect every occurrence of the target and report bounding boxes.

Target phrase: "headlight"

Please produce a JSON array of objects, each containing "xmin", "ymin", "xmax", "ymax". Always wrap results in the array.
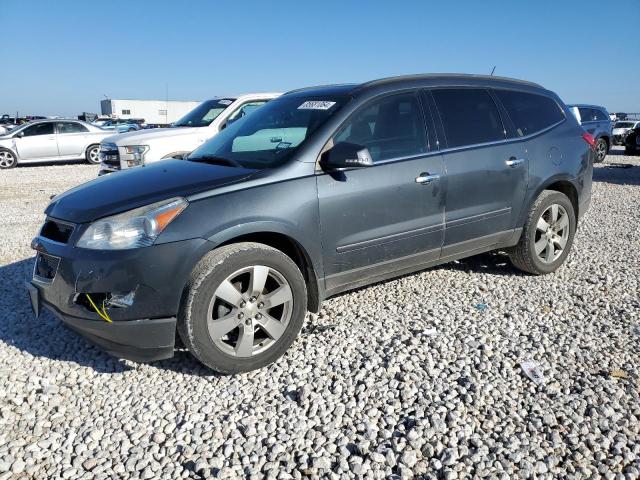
[
  {"xmin": 124, "ymin": 145, "xmax": 149, "ymax": 167},
  {"xmin": 77, "ymin": 197, "xmax": 188, "ymax": 250}
]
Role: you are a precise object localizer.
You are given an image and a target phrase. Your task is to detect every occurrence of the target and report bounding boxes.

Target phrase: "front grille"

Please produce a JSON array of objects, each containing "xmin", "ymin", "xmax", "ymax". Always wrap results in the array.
[
  {"xmin": 34, "ymin": 253, "xmax": 60, "ymax": 283},
  {"xmin": 40, "ymin": 219, "xmax": 74, "ymax": 243},
  {"xmin": 100, "ymin": 143, "xmax": 120, "ymax": 169}
]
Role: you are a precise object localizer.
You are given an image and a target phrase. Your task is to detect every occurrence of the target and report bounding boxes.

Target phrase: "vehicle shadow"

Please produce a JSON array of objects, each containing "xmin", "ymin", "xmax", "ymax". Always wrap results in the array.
[
  {"xmin": 593, "ymin": 161, "xmax": 640, "ymax": 186},
  {"xmin": 0, "ymin": 257, "xmax": 221, "ymax": 376}
]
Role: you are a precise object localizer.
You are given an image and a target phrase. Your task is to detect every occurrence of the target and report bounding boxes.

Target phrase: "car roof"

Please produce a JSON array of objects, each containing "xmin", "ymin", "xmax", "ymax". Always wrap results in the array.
[
  {"xmin": 284, "ymin": 73, "xmax": 548, "ymax": 98},
  {"xmin": 567, "ymin": 104, "xmax": 608, "ymax": 111}
]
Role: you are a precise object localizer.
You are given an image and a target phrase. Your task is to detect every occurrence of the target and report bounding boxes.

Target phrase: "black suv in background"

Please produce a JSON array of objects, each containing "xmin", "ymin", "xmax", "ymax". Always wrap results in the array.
[{"xmin": 28, "ymin": 74, "xmax": 594, "ymax": 373}]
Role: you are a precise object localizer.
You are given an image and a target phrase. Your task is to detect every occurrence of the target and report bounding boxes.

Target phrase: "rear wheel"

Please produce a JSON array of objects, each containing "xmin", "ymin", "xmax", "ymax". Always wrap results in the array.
[
  {"xmin": 594, "ymin": 138, "xmax": 608, "ymax": 163},
  {"xmin": 0, "ymin": 149, "xmax": 17, "ymax": 169},
  {"xmin": 85, "ymin": 145, "xmax": 100, "ymax": 164},
  {"xmin": 178, "ymin": 242, "xmax": 307, "ymax": 374},
  {"xmin": 509, "ymin": 190, "xmax": 576, "ymax": 275}
]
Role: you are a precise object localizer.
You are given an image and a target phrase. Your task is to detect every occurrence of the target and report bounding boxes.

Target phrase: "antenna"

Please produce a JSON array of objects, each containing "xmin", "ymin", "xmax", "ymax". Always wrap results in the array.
[{"xmin": 490, "ymin": 66, "xmax": 496, "ymax": 76}]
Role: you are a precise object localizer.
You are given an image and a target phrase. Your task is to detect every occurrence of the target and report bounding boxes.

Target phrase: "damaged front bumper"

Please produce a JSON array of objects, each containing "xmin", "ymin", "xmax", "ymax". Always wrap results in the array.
[{"xmin": 27, "ymin": 229, "xmax": 210, "ymax": 362}]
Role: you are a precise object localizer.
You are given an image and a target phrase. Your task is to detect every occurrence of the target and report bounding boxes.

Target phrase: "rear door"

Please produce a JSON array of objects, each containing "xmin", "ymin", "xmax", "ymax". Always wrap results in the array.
[
  {"xmin": 56, "ymin": 121, "xmax": 89, "ymax": 157},
  {"xmin": 14, "ymin": 122, "xmax": 58, "ymax": 160},
  {"xmin": 317, "ymin": 91, "xmax": 445, "ymax": 291},
  {"xmin": 429, "ymin": 88, "xmax": 528, "ymax": 253}
]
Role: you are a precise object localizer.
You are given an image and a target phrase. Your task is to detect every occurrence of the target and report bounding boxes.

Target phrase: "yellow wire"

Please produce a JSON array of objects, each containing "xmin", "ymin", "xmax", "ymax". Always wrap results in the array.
[{"xmin": 85, "ymin": 293, "xmax": 112, "ymax": 323}]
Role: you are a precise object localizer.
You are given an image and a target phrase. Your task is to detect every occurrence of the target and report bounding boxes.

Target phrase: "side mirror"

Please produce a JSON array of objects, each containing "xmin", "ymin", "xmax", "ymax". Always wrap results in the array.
[
  {"xmin": 320, "ymin": 142, "xmax": 373, "ymax": 171},
  {"xmin": 15, "ymin": 131, "xmax": 24, "ymax": 138}
]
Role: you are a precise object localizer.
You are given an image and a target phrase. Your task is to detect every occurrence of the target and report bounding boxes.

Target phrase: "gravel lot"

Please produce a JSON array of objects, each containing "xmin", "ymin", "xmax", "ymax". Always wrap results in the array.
[{"xmin": 1, "ymin": 151, "xmax": 639, "ymax": 479}]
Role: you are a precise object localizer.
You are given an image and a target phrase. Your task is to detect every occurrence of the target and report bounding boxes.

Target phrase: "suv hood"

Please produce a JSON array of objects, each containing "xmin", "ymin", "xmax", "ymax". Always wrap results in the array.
[
  {"xmin": 104, "ymin": 126, "xmax": 203, "ymax": 145},
  {"xmin": 46, "ymin": 159, "xmax": 256, "ymax": 224}
]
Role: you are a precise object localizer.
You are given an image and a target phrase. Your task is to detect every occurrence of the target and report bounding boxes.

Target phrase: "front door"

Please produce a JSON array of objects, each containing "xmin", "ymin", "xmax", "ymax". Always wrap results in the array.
[
  {"xmin": 317, "ymin": 91, "xmax": 445, "ymax": 292},
  {"xmin": 429, "ymin": 88, "xmax": 528, "ymax": 253},
  {"xmin": 14, "ymin": 122, "xmax": 58, "ymax": 160}
]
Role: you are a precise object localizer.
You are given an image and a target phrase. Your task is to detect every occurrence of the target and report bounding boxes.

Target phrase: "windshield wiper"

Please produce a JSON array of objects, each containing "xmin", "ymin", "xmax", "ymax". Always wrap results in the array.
[{"xmin": 189, "ymin": 155, "xmax": 242, "ymax": 168}]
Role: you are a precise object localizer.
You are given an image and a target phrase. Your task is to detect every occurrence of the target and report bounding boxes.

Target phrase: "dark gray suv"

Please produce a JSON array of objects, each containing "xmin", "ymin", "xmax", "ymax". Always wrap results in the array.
[{"xmin": 28, "ymin": 74, "xmax": 594, "ymax": 373}]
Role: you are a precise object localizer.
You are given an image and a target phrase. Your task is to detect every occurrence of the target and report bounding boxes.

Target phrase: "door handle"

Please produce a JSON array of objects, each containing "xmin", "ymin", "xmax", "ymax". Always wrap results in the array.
[
  {"xmin": 505, "ymin": 157, "xmax": 525, "ymax": 167},
  {"xmin": 415, "ymin": 172, "xmax": 440, "ymax": 184}
]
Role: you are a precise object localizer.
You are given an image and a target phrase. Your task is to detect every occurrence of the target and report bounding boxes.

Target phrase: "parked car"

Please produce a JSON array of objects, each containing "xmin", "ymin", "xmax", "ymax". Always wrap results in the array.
[
  {"xmin": 28, "ymin": 74, "xmax": 593, "ymax": 373},
  {"xmin": 98, "ymin": 93, "xmax": 280, "ymax": 175},
  {"xmin": 0, "ymin": 119, "xmax": 113, "ymax": 168},
  {"xmin": 624, "ymin": 126, "xmax": 640, "ymax": 155},
  {"xmin": 99, "ymin": 118, "xmax": 143, "ymax": 133},
  {"xmin": 568, "ymin": 104, "xmax": 611, "ymax": 162},
  {"xmin": 0, "ymin": 123, "xmax": 15, "ymax": 135},
  {"xmin": 612, "ymin": 120, "xmax": 640, "ymax": 145}
]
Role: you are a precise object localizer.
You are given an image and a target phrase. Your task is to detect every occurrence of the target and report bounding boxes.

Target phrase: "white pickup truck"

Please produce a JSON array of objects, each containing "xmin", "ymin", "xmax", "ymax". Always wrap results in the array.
[{"xmin": 98, "ymin": 93, "xmax": 280, "ymax": 174}]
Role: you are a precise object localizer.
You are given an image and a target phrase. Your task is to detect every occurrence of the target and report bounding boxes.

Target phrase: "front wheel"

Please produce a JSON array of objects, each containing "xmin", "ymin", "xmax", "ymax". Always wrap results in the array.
[
  {"xmin": 509, "ymin": 190, "xmax": 576, "ymax": 275},
  {"xmin": 85, "ymin": 145, "xmax": 100, "ymax": 164},
  {"xmin": 0, "ymin": 149, "xmax": 17, "ymax": 169},
  {"xmin": 178, "ymin": 242, "xmax": 307, "ymax": 374},
  {"xmin": 594, "ymin": 138, "xmax": 608, "ymax": 163}
]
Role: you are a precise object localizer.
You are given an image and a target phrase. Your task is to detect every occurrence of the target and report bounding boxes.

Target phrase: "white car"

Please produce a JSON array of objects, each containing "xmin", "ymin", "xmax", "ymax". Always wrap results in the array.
[
  {"xmin": 612, "ymin": 120, "xmax": 640, "ymax": 145},
  {"xmin": 98, "ymin": 93, "xmax": 280, "ymax": 174},
  {"xmin": 0, "ymin": 119, "xmax": 114, "ymax": 169}
]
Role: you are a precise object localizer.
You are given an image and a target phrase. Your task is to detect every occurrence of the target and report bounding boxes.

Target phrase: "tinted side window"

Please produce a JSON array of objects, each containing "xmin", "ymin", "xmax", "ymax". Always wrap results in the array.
[
  {"xmin": 57, "ymin": 122, "xmax": 88, "ymax": 134},
  {"xmin": 494, "ymin": 90, "xmax": 565, "ymax": 137},
  {"xmin": 578, "ymin": 108, "xmax": 595, "ymax": 122},
  {"xmin": 22, "ymin": 123, "xmax": 54, "ymax": 137},
  {"xmin": 593, "ymin": 109, "xmax": 608, "ymax": 121},
  {"xmin": 431, "ymin": 89, "xmax": 504, "ymax": 148},
  {"xmin": 334, "ymin": 92, "xmax": 427, "ymax": 162}
]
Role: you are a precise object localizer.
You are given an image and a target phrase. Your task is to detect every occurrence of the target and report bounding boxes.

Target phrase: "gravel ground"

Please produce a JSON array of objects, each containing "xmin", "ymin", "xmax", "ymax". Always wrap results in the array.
[{"xmin": 1, "ymin": 151, "xmax": 639, "ymax": 480}]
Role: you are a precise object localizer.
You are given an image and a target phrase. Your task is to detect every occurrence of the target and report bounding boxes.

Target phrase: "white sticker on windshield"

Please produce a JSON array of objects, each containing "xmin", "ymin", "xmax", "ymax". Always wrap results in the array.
[
  {"xmin": 298, "ymin": 101, "xmax": 336, "ymax": 110},
  {"xmin": 218, "ymin": 99, "xmax": 233, "ymax": 106}
]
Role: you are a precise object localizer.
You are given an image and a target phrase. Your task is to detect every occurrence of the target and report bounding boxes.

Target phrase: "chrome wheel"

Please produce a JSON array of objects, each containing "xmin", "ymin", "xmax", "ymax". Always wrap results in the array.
[
  {"xmin": 535, "ymin": 204, "xmax": 570, "ymax": 264},
  {"xmin": 88, "ymin": 146, "xmax": 100, "ymax": 164},
  {"xmin": 0, "ymin": 151, "xmax": 16, "ymax": 168},
  {"xmin": 207, "ymin": 265, "xmax": 293, "ymax": 357},
  {"xmin": 595, "ymin": 139, "xmax": 607, "ymax": 162}
]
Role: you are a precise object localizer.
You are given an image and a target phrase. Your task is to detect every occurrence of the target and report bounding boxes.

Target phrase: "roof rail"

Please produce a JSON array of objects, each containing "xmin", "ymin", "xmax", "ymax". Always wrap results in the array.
[{"xmin": 358, "ymin": 73, "xmax": 543, "ymax": 90}]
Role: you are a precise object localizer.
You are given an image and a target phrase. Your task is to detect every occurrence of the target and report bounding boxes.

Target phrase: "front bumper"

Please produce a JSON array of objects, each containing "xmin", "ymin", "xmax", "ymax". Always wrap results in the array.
[
  {"xmin": 28, "ymin": 281, "xmax": 176, "ymax": 362},
  {"xmin": 27, "ymin": 231, "xmax": 211, "ymax": 362}
]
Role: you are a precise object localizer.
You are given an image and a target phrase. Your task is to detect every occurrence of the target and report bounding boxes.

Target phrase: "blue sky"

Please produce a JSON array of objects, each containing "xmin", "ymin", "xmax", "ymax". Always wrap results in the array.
[{"xmin": 0, "ymin": 0, "xmax": 638, "ymax": 116}]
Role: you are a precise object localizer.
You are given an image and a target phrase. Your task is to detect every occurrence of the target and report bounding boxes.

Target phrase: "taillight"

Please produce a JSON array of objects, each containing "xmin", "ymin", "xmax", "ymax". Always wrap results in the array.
[{"xmin": 582, "ymin": 132, "xmax": 596, "ymax": 149}]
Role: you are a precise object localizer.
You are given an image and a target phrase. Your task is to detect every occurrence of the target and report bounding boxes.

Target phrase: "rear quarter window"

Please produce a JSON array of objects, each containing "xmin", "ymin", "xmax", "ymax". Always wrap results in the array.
[{"xmin": 494, "ymin": 90, "xmax": 565, "ymax": 137}]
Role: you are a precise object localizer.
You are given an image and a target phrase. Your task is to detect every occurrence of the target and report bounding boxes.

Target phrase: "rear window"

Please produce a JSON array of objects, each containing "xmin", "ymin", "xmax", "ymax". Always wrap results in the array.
[
  {"xmin": 494, "ymin": 90, "xmax": 565, "ymax": 137},
  {"xmin": 431, "ymin": 88, "xmax": 505, "ymax": 148}
]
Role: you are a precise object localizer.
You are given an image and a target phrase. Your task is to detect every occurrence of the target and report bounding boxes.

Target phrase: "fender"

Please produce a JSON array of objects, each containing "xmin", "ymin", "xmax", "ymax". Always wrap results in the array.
[
  {"xmin": 206, "ymin": 220, "xmax": 324, "ymax": 279},
  {"xmin": 518, "ymin": 173, "xmax": 580, "ymax": 227}
]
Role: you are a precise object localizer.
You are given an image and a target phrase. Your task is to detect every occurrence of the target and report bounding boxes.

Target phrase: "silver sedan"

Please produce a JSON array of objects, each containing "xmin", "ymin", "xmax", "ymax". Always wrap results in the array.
[{"xmin": 0, "ymin": 119, "xmax": 114, "ymax": 169}]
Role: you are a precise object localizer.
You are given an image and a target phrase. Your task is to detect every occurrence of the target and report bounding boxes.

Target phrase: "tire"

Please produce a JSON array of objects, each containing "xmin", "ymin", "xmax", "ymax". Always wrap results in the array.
[
  {"xmin": 178, "ymin": 242, "xmax": 307, "ymax": 374},
  {"xmin": 509, "ymin": 190, "xmax": 576, "ymax": 275},
  {"xmin": 0, "ymin": 149, "xmax": 17, "ymax": 169},
  {"xmin": 594, "ymin": 138, "xmax": 608, "ymax": 163},
  {"xmin": 85, "ymin": 144, "xmax": 100, "ymax": 165}
]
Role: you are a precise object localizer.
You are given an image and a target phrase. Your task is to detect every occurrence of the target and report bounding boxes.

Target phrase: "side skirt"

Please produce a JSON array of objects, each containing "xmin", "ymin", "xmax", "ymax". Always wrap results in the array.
[{"xmin": 322, "ymin": 228, "xmax": 522, "ymax": 299}]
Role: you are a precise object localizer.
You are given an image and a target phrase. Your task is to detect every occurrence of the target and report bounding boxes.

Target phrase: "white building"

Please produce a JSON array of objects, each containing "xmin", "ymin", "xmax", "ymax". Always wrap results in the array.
[{"xmin": 100, "ymin": 99, "xmax": 201, "ymax": 125}]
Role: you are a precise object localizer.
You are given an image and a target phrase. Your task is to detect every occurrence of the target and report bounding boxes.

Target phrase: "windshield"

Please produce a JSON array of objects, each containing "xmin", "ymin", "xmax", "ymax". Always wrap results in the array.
[
  {"xmin": 188, "ymin": 95, "xmax": 348, "ymax": 169},
  {"xmin": 173, "ymin": 99, "xmax": 236, "ymax": 127},
  {"xmin": 614, "ymin": 122, "xmax": 634, "ymax": 129}
]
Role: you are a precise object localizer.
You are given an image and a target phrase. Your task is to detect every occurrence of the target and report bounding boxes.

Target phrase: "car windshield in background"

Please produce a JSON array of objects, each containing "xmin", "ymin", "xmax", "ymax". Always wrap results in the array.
[
  {"xmin": 188, "ymin": 95, "xmax": 348, "ymax": 169},
  {"xmin": 173, "ymin": 99, "xmax": 236, "ymax": 127},
  {"xmin": 614, "ymin": 122, "xmax": 634, "ymax": 128}
]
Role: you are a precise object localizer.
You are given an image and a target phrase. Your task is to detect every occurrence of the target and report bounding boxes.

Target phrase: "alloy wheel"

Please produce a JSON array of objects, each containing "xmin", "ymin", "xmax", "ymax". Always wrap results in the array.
[
  {"xmin": 596, "ymin": 140, "xmax": 607, "ymax": 162},
  {"xmin": 534, "ymin": 204, "xmax": 570, "ymax": 264},
  {"xmin": 0, "ymin": 151, "xmax": 16, "ymax": 168},
  {"xmin": 89, "ymin": 147, "xmax": 100, "ymax": 163},
  {"xmin": 207, "ymin": 265, "xmax": 293, "ymax": 357}
]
